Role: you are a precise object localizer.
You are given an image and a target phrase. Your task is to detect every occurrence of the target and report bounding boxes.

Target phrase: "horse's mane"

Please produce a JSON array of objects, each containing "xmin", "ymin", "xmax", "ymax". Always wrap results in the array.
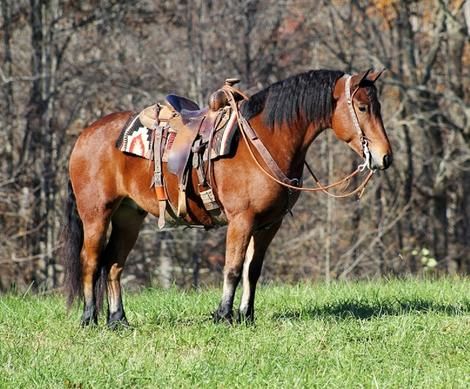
[{"xmin": 241, "ymin": 69, "xmax": 345, "ymax": 130}]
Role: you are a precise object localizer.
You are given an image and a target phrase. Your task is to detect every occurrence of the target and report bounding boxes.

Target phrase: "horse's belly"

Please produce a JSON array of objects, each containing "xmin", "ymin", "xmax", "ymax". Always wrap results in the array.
[{"xmin": 122, "ymin": 158, "xmax": 220, "ymax": 228}]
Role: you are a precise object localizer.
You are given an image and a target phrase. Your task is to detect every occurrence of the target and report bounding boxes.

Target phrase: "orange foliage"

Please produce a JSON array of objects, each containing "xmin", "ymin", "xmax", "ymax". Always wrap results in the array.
[{"xmin": 368, "ymin": 0, "xmax": 398, "ymax": 25}]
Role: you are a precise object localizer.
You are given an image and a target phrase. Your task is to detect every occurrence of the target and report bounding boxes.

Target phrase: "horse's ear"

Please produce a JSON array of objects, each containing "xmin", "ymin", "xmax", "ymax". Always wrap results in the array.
[
  {"xmin": 368, "ymin": 68, "xmax": 385, "ymax": 83},
  {"xmin": 359, "ymin": 69, "xmax": 372, "ymax": 84},
  {"xmin": 351, "ymin": 69, "xmax": 372, "ymax": 89}
]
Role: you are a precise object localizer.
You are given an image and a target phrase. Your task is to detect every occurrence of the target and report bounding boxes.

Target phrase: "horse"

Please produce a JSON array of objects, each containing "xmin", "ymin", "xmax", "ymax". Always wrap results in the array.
[{"xmin": 62, "ymin": 69, "xmax": 392, "ymax": 327}]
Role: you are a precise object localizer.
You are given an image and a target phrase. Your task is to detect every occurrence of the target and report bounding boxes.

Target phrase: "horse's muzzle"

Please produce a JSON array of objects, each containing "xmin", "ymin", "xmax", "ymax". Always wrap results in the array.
[{"xmin": 370, "ymin": 152, "xmax": 393, "ymax": 170}]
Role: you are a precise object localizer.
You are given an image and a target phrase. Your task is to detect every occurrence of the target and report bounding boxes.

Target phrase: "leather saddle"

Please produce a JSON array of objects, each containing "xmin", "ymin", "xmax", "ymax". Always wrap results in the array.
[
  {"xmin": 166, "ymin": 98, "xmax": 225, "ymax": 177},
  {"xmin": 166, "ymin": 94, "xmax": 200, "ymax": 113},
  {"xmin": 151, "ymin": 79, "xmax": 244, "ymax": 227}
]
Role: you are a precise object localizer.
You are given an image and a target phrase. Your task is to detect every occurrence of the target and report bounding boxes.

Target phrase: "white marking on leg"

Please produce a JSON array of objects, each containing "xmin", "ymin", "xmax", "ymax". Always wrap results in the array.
[
  {"xmin": 221, "ymin": 269, "xmax": 236, "ymax": 306},
  {"xmin": 240, "ymin": 236, "xmax": 255, "ymax": 313},
  {"xmin": 107, "ymin": 281, "xmax": 120, "ymax": 314},
  {"xmin": 107, "ymin": 263, "xmax": 123, "ymax": 315}
]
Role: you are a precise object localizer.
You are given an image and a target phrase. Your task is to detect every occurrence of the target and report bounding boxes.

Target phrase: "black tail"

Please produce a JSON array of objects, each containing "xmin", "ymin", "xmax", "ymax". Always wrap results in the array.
[{"xmin": 62, "ymin": 181, "xmax": 84, "ymax": 308}]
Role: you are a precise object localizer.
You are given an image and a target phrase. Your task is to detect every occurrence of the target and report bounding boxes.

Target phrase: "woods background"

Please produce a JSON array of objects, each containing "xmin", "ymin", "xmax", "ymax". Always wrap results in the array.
[{"xmin": 0, "ymin": 0, "xmax": 469, "ymax": 292}]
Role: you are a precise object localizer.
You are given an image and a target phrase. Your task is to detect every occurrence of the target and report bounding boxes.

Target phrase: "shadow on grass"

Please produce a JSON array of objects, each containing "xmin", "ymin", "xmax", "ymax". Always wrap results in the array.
[
  {"xmin": 152, "ymin": 314, "xmax": 213, "ymax": 327},
  {"xmin": 272, "ymin": 298, "xmax": 470, "ymax": 321}
]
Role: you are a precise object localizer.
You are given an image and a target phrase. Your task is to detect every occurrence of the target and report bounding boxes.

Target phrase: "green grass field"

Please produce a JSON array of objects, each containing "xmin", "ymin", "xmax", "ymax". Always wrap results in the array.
[{"xmin": 0, "ymin": 278, "xmax": 469, "ymax": 388}]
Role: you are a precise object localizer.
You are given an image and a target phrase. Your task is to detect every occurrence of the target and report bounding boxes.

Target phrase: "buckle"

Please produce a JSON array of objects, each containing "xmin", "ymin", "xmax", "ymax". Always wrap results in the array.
[
  {"xmin": 289, "ymin": 178, "xmax": 301, "ymax": 187},
  {"xmin": 358, "ymin": 161, "xmax": 368, "ymax": 172}
]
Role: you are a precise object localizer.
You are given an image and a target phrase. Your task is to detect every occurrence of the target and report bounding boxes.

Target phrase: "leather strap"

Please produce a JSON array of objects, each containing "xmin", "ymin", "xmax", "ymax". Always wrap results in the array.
[
  {"xmin": 223, "ymin": 85, "xmax": 300, "ymax": 187},
  {"xmin": 153, "ymin": 126, "xmax": 164, "ymax": 190},
  {"xmin": 344, "ymin": 74, "xmax": 372, "ymax": 171},
  {"xmin": 345, "ymin": 75, "xmax": 362, "ymax": 139},
  {"xmin": 153, "ymin": 124, "xmax": 168, "ymax": 229},
  {"xmin": 177, "ymin": 180, "xmax": 188, "ymax": 217}
]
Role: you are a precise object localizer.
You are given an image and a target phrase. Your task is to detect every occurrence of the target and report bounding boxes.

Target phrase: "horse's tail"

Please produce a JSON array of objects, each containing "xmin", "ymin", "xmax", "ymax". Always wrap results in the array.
[{"xmin": 62, "ymin": 181, "xmax": 84, "ymax": 308}]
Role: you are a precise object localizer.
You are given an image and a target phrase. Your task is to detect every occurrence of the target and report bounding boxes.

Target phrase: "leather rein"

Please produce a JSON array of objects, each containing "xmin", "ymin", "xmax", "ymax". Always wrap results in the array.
[{"xmin": 222, "ymin": 75, "xmax": 375, "ymax": 199}]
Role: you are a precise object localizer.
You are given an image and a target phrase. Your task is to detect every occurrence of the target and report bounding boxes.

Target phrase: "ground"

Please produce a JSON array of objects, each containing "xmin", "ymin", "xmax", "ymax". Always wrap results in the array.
[{"xmin": 0, "ymin": 278, "xmax": 469, "ymax": 387}]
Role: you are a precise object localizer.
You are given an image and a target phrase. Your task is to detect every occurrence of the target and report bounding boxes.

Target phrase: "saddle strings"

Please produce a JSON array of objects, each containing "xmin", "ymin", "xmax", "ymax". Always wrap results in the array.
[{"xmin": 222, "ymin": 84, "xmax": 375, "ymax": 199}]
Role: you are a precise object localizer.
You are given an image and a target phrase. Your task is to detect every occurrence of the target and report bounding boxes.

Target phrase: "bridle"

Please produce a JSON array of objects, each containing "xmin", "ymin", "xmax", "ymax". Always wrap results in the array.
[
  {"xmin": 344, "ymin": 74, "xmax": 372, "ymax": 172},
  {"xmin": 222, "ymin": 74, "xmax": 375, "ymax": 200}
]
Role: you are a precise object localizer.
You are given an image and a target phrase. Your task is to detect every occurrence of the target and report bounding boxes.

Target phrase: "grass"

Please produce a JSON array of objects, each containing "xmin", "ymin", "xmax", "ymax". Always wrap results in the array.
[{"xmin": 0, "ymin": 278, "xmax": 469, "ymax": 388}]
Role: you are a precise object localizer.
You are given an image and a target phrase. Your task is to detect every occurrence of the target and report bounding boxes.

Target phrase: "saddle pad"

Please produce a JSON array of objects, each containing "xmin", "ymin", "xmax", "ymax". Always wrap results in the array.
[
  {"xmin": 116, "ymin": 114, "xmax": 154, "ymax": 160},
  {"xmin": 116, "ymin": 107, "xmax": 238, "ymax": 161}
]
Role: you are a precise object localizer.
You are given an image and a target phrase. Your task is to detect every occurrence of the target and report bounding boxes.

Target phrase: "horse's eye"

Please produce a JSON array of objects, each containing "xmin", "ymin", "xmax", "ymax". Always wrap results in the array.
[{"xmin": 358, "ymin": 105, "xmax": 367, "ymax": 113}]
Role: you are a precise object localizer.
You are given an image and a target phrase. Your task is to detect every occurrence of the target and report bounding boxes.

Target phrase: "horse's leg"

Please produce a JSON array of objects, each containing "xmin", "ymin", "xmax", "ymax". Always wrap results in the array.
[
  {"xmin": 103, "ymin": 201, "xmax": 147, "ymax": 329},
  {"xmin": 81, "ymin": 216, "xmax": 112, "ymax": 326},
  {"xmin": 214, "ymin": 214, "xmax": 253, "ymax": 323},
  {"xmin": 238, "ymin": 221, "xmax": 282, "ymax": 323}
]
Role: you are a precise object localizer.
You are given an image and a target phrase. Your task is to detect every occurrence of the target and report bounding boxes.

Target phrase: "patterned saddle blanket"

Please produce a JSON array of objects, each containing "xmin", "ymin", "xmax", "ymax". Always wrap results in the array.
[{"xmin": 116, "ymin": 103, "xmax": 237, "ymax": 162}]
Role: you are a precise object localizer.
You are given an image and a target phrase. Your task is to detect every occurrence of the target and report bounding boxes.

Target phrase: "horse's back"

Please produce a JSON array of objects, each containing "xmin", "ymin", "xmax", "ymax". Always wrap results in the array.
[{"xmin": 73, "ymin": 111, "xmax": 132, "ymax": 149}]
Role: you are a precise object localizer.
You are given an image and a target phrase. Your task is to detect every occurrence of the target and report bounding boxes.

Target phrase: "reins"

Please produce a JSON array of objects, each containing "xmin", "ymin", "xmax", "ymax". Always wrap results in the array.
[{"xmin": 221, "ymin": 75, "xmax": 375, "ymax": 199}]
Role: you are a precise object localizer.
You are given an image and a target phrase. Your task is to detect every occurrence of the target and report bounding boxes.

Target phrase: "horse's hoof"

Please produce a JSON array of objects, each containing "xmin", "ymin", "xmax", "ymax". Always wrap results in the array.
[
  {"xmin": 212, "ymin": 309, "xmax": 233, "ymax": 324},
  {"xmin": 80, "ymin": 316, "xmax": 98, "ymax": 327},
  {"xmin": 107, "ymin": 317, "xmax": 130, "ymax": 331},
  {"xmin": 236, "ymin": 310, "xmax": 255, "ymax": 325},
  {"xmin": 80, "ymin": 305, "xmax": 98, "ymax": 327}
]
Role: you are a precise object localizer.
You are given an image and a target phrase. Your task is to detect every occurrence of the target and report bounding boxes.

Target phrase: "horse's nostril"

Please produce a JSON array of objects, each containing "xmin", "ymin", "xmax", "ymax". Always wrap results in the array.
[{"xmin": 383, "ymin": 154, "xmax": 392, "ymax": 169}]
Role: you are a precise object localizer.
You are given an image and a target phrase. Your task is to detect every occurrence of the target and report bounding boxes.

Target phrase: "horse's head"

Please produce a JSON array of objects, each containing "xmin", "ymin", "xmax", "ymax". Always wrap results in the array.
[{"xmin": 331, "ymin": 69, "xmax": 392, "ymax": 170}]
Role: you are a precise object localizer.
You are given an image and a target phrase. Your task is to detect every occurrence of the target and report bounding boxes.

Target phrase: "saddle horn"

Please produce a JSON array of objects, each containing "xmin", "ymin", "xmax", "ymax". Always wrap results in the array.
[{"xmin": 225, "ymin": 78, "xmax": 240, "ymax": 86}]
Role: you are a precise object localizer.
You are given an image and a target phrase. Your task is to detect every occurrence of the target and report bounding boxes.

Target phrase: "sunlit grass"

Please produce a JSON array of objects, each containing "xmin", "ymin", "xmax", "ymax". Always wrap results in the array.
[{"xmin": 0, "ymin": 278, "xmax": 469, "ymax": 387}]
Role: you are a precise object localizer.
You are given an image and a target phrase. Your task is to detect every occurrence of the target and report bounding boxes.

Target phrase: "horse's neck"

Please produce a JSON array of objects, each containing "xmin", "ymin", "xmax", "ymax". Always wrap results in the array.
[
  {"xmin": 250, "ymin": 116, "xmax": 324, "ymax": 177},
  {"xmin": 303, "ymin": 122, "xmax": 328, "ymax": 152}
]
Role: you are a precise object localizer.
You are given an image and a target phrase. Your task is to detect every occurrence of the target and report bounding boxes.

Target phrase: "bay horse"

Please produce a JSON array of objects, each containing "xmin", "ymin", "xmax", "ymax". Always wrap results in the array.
[{"xmin": 62, "ymin": 69, "xmax": 392, "ymax": 327}]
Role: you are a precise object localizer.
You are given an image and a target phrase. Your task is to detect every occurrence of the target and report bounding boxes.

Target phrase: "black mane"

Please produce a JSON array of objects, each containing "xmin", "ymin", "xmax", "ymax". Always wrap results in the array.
[{"xmin": 241, "ymin": 69, "xmax": 345, "ymax": 130}]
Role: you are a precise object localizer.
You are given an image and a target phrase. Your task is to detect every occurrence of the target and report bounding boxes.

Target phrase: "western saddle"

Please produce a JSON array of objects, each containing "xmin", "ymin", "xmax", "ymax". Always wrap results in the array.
[{"xmin": 139, "ymin": 78, "xmax": 246, "ymax": 228}]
